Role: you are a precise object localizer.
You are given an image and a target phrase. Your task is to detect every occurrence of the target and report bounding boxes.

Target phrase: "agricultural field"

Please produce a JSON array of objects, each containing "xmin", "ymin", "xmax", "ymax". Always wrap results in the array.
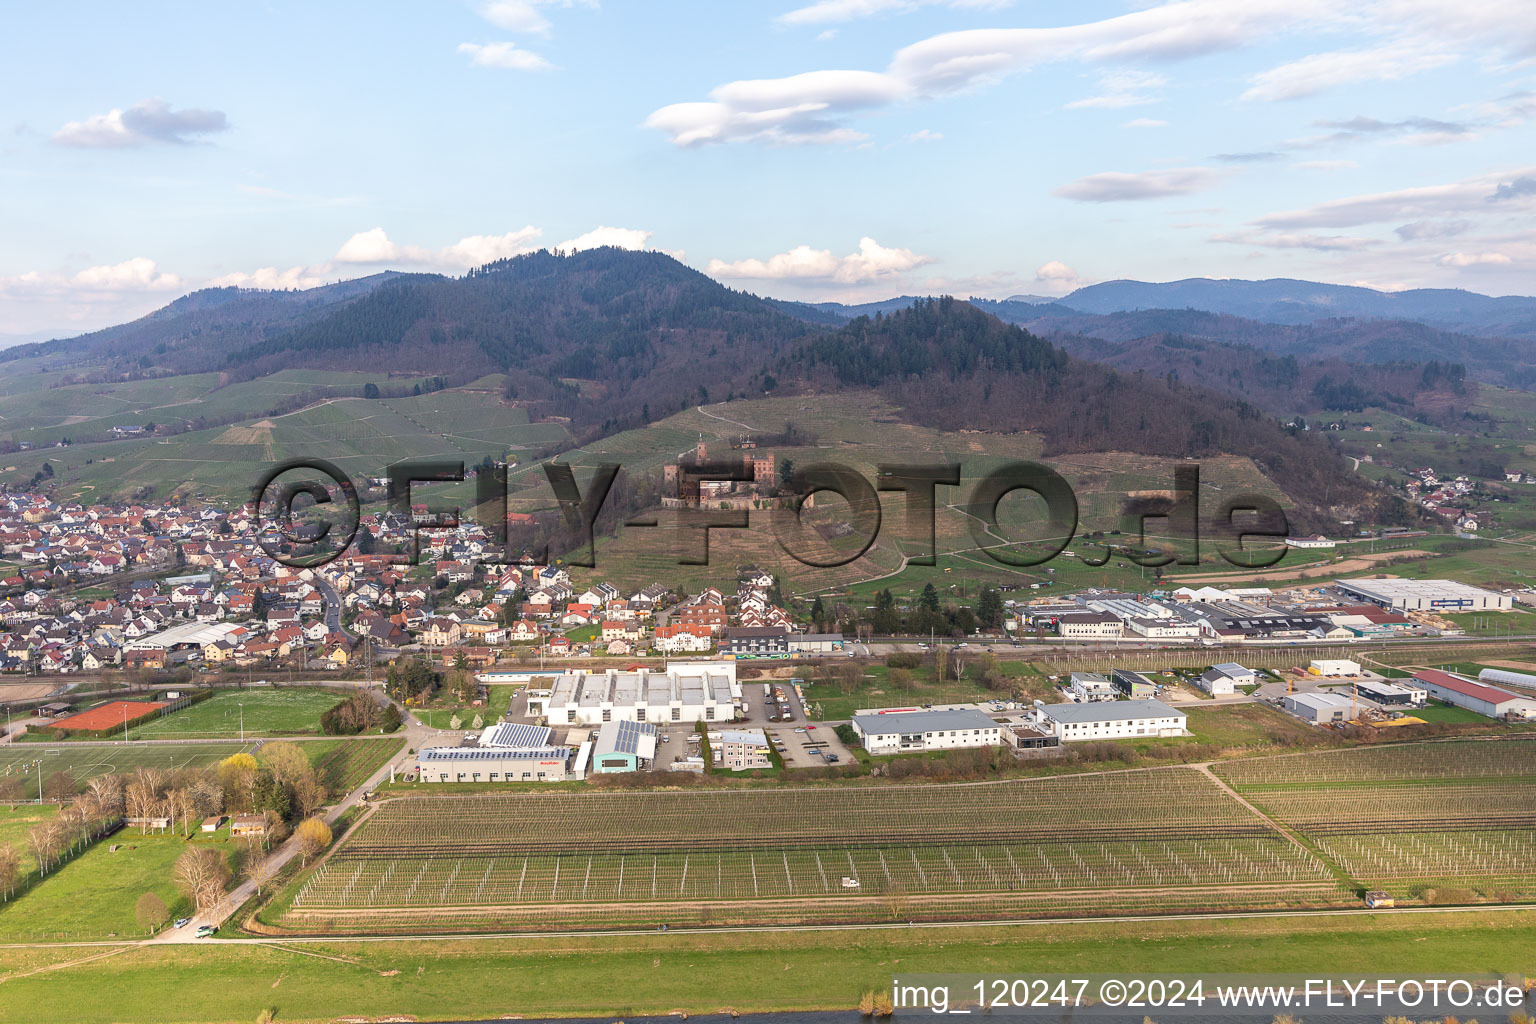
[
  {"xmin": 275, "ymin": 769, "xmax": 1344, "ymax": 932},
  {"xmin": 0, "ymin": 741, "xmax": 257, "ymax": 793},
  {"xmin": 128, "ymin": 688, "xmax": 347, "ymax": 739},
  {"xmin": 303, "ymin": 737, "xmax": 408, "ymax": 794},
  {"xmin": 1216, "ymin": 738, "xmax": 1536, "ymax": 900}
]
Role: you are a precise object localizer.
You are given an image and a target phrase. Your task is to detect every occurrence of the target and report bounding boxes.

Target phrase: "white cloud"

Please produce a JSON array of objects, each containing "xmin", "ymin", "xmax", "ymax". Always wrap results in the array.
[
  {"xmin": 0, "ymin": 258, "xmax": 189, "ymax": 334},
  {"xmin": 207, "ymin": 266, "xmax": 335, "ymax": 291},
  {"xmin": 1395, "ymin": 219, "xmax": 1471, "ymax": 240},
  {"xmin": 902, "ymin": 128, "xmax": 944, "ymax": 142},
  {"xmin": 1053, "ymin": 167, "xmax": 1226, "ymax": 202},
  {"xmin": 707, "ymin": 237, "xmax": 931, "ymax": 284},
  {"xmin": 1124, "ymin": 117, "xmax": 1168, "ymax": 128},
  {"xmin": 335, "ymin": 226, "xmax": 543, "ymax": 267},
  {"xmin": 71, "ymin": 258, "xmax": 184, "ymax": 291},
  {"xmin": 1253, "ymin": 166, "xmax": 1536, "ymax": 228},
  {"xmin": 1293, "ymin": 159, "xmax": 1358, "ymax": 170},
  {"xmin": 478, "ymin": 0, "xmax": 595, "ymax": 35},
  {"xmin": 458, "ymin": 41, "xmax": 554, "ymax": 71},
  {"xmin": 1241, "ymin": 43, "xmax": 1457, "ymax": 102},
  {"xmin": 1033, "ymin": 260, "xmax": 1083, "ymax": 294},
  {"xmin": 52, "ymin": 98, "xmax": 228, "ymax": 148},
  {"xmin": 652, "ymin": 0, "xmax": 1335, "ymax": 146},
  {"xmin": 1435, "ymin": 250, "xmax": 1513, "ymax": 266},
  {"xmin": 1210, "ymin": 229, "xmax": 1377, "ymax": 251},
  {"xmin": 557, "ymin": 226, "xmax": 654, "ymax": 251},
  {"xmin": 1065, "ymin": 69, "xmax": 1166, "ymax": 110},
  {"xmin": 776, "ymin": 0, "xmax": 1013, "ymax": 28}
]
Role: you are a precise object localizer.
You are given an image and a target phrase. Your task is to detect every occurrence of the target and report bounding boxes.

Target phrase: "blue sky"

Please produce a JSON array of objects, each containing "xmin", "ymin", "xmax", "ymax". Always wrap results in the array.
[{"xmin": 4, "ymin": 0, "xmax": 1536, "ymax": 336}]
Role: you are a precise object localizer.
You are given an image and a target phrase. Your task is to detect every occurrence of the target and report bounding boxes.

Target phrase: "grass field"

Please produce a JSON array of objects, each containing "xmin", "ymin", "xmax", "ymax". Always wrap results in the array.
[
  {"xmin": 0, "ymin": 742, "xmax": 257, "ymax": 792},
  {"xmin": 0, "ymin": 828, "xmax": 220, "ymax": 941},
  {"xmin": 2, "ymin": 912, "xmax": 1534, "ymax": 1023},
  {"xmin": 0, "ymin": 803, "xmax": 58, "ymax": 874},
  {"xmin": 129, "ymin": 689, "xmax": 345, "ymax": 739},
  {"xmin": 302, "ymin": 737, "xmax": 407, "ymax": 793}
]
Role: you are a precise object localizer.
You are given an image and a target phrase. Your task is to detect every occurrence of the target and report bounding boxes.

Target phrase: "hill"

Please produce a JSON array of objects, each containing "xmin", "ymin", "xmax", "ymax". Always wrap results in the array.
[
  {"xmin": 788, "ymin": 298, "xmax": 1393, "ymax": 530},
  {"xmin": 1054, "ymin": 277, "xmax": 1536, "ymax": 338}
]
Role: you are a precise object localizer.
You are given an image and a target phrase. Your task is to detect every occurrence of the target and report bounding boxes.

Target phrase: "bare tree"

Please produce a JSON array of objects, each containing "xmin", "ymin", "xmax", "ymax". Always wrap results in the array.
[
  {"xmin": 173, "ymin": 847, "xmax": 231, "ymax": 914},
  {"xmin": 242, "ymin": 840, "xmax": 276, "ymax": 896},
  {"xmin": 0, "ymin": 845, "xmax": 19, "ymax": 901},
  {"xmin": 87, "ymin": 774, "xmax": 125, "ymax": 817},
  {"xmin": 26, "ymin": 822, "xmax": 61, "ymax": 877},
  {"xmin": 125, "ymin": 779, "xmax": 157, "ymax": 834}
]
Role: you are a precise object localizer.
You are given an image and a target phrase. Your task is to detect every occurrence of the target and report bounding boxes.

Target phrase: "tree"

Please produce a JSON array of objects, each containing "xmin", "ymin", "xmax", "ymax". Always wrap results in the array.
[
  {"xmin": 363, "ymin": 382, "xmax": 381, "ymax": 399},
  {"xmin": 449, "ymin": 713, "xmax": 463, "ymax": 730},
  {"xmin": 256, "ymin": 741, "xmax": 314, "ymax": 793},
  {"xmin": 135, "ymin": 891, "xmax": 170, "ymax": 931},
  {"xmin": 0, "ymin": 845, "xmax": 19, "ymax": 901},
  {"xmin": 26, "ymin": 822, "xmax": 60, "ymax": 877},
  {"xmin": 173, "ymin": 847, "xmax": 231, "ymax": 913},
  {"xmin": 44, "ymin": 770, "xmax": 77, "ymax": 802},
  {"xmin": 295, "ymin": 817, "xmax": 333, "ymax": 864},
  {"xmin": 976, "ymin": 588, "xmax": 1004, "ymax": 629},
  {"xmin": 217, "ymin": 752, "xmax": 260, "ymax": 812},
  {"xmin": 919, "ymin": 584, "xmax": 941, "ymax": 614},
  {"xmin": 242, "ymin": 840, "xmax": 277, "ymax": 895},
  {"xmin": 470, "ymin": 714, "xmax": 484, "ymax": 730}
]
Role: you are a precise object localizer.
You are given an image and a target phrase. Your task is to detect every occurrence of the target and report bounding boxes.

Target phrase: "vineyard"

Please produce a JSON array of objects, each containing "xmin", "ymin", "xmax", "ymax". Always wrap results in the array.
[
  {"xmin": 276, "ymin": 769, "xmax": 1343, "ymax": 933},
  {"xmin": 1313, "ymin": 830, "xmax": 1536, "ymax": 899},
  {"xmin": 1213, "ymin": 738, "xmax": 1536, "ymax": 786}
]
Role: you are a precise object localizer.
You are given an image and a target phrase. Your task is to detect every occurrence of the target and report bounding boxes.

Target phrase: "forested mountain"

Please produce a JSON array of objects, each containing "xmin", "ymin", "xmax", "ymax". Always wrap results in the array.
[
  {"xmin": 1052, "ymin": 277, "xmax": 1536, "ymax": 338},
  {"xmin": 0, "ymin": 273, "xmax": 402, "ymax": 374},
  {"xmin": 790, "ymin": 298, "xmax": 1394, "ymax": 530},
  {"xmin": 228, "ymin": 248, "xmax": 815, "ymax": 439}
]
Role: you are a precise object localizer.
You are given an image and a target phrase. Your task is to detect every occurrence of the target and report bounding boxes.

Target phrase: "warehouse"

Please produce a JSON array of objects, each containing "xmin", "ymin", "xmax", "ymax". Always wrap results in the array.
[
  {"xmin": 1282, "ymin": 692, "xmax": 1358, "ymax": 724},
  {"xmin": 1308, "ymin": 658, "xmax": 1361, "ymax": 677},
  {"xmin": 787, "ymin": 633, "xmax": 846, "ymax": 654},
  {"xmin": 1355, "ymin": 679, "xmax": 1426, "ymax": 707},
  {"xmin": 416, "ymin": 746, "xmax": 573, "ymax": 783},
  {"xmin": 1198, "ymin": 662, "xmax": 1256, "ymax": 695},
  {"xmin": 1413, "ymin": 669, "xmax": 1536, "ymax": 719},
  {"xmin": 536, "ymin": 662, "xmax": 740, "ymax": 726},
  {"xmin": 1111, "ymin": 669, "xmax": 1157, "ymax": 699},
  {"xmin": 851, "ymin": 708, "xmax": 1002, "ymax": 755},
  {"xmin": 1037, "ymin": 700, "xmax": 1187, "ymax": 741},
  {"xmin": 1336, "ymin": 579, "xmax": 1512, "ymax": 612},
  {"xmin": 591, "ymin": 719, "xmax": 658, "ymax": 772},
  {"xmin": 1055, "ymin": 611, "xmax": 1124, "ymax": 639}
]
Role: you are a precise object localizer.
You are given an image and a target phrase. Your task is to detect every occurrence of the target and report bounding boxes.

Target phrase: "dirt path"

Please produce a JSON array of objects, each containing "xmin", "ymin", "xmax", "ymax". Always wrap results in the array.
[{"xmin": 1170, "ymin": 550, "xmax": 1428, "ymax": 586}]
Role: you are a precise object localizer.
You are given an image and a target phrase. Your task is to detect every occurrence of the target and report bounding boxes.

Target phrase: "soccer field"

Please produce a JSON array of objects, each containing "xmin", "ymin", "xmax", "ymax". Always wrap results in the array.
[
  {"xmin": 0, "ymin": 741, "xmax": 257, "ymax": 792},
  {"xmin": 127, "ymin": 688, "xmax": 344, "ymax": 739}
]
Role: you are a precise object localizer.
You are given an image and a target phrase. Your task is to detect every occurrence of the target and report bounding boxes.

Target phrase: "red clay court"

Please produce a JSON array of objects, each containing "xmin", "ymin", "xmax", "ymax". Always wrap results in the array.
[{"xmin": 43, "ymin": 700, "xmax": 168, "ymax": 732}]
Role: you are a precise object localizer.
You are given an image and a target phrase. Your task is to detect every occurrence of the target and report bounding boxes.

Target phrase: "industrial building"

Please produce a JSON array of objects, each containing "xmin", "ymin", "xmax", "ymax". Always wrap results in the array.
[
  {"xmin": 1336, "ymin": 579, "xmax": 1512, "ymax": 612},
  {"xmin": 1282, "ymin": 691, "xmax": 1358, "ymax": 724},
  {"xmin": 850, "ymin": 708, "xmax": 1002, "ymax": 755},
  {"xmin": 1198, "ymin": 662, "xmax": 1256, "ymax": 695},
  {"xmin": 787, "ymin": 633, "xmax": 846, "ymax": 654},
  {"xmin": 534, "ymin": 662, "xmax": 740, "ymax": 726},
  {"xmin": 591, "ymin": 719, "xmax": 658, "ymax": 772},
  {"xmin": 1413, "ymin": 669, "xmax": 1536, "ymax": 719},
  {"xmin": 1355, "ymin": 679, "xmax": 1426, "ymax": 706},
  {"xmin": 708, "ymin": 727, "xmax": 772, "ymax": 770},
  {"xmin": 1479, "ymin": 667, "xmax": 1536, "ymax": 690},
  {"xmin": 1308, "ymin": 658, "xmax": 1361, "ymax": 677},
  {"xmin": 1037, "ymin": 700, "xmax": 1187, "ymax": 740},
  {"xmin": 416, "ymin": 746, "xmax": 573, "ymax": 783},
  {"xmin": 1111, "ymin": 669, "xmax": 1157, "ymax": 699},
  {"xmin": 1055, "ymin": 611, "xmax": 1124, "ymax": 640}
]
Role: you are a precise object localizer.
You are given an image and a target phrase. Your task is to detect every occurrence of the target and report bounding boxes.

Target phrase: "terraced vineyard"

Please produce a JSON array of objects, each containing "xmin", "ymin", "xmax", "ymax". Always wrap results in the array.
[{"xmin": 277, "ymin": 769, "xmax": 1341, "ymax": 933}]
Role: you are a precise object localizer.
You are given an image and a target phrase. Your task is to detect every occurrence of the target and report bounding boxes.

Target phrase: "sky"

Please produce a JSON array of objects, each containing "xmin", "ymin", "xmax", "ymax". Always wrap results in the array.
[{"xmin": 4, "ymin": 0, "xmax": 1536, "ymax": 337}]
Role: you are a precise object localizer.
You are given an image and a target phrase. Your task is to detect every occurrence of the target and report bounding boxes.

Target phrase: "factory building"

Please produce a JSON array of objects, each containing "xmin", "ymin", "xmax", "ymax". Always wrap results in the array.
[
  {"xmin": 1198, "ymin": 662, "xmax": 1257, "ymax": 695},
  {"xmin": 1282, "ymin": 692, "xmax": 1358, "ymax": 724},
  {"xmin": 1308, "ymin": 658, "xmax": 1361, "ymax": 677},
  {"xmin": 1037, "ymin": 700, "xmax": 1187, "ymax": 741},
  {"xmin": 1355, "ymin": 679, "xmax": 1426, "ymax": 707},
  {"xmin": 851, "ymin": 708, "xmax": 1002, "ymax": 755},
  {"xmin": 1111, "ymin": 669, "xmax": 1157, "ymax": 699},
  {"xmin": 1336, "ymin": 579, "xmax": 1512, "ymax": 612},
  {"xmin": 534, "ymin": 662, "xmax": 740, "ymax": 726},
  {"xmin": 416, "ymin": 746, "xmax": 573, "ymax": 783},
  {"xmin": 1413, "ymin": 669, "xmax": 1536, "ymax": 720},
  {"xmin": 591, "ymin": 719, "xmax": 658, "ymax": 772}
]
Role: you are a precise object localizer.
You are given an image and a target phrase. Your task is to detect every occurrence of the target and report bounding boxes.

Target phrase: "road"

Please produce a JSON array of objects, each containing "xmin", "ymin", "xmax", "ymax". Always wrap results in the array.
[{"xmin": 152, "ymin": 686, "xmax": 433, "ymax": 944}]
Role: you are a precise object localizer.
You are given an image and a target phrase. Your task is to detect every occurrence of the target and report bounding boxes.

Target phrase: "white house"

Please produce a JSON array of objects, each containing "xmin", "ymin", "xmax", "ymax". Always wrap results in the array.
[
  {"xmin": 1198, "ymin": 662, "xmax": 1257, "ymax": 695},
  {"xmin": 1068, "ymin": 671, "xmax": 1116, "ymax": 702}
]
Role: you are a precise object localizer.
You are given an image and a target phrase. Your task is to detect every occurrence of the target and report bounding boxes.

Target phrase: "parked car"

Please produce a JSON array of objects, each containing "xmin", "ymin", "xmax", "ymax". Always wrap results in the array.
[
  {"xmin": 195, "ymin": 925, "xmax": 216, "ymax": 938},
  {"xmin": 174, "ymin": 918, "xmax": 191, "ymax": 929}
]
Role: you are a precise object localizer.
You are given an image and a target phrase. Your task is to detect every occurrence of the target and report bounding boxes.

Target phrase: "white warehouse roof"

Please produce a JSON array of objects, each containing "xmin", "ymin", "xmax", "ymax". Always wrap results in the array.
[{"xmin": 1039, "ymin": 699, "xmax": 1184, "ymax": 724}]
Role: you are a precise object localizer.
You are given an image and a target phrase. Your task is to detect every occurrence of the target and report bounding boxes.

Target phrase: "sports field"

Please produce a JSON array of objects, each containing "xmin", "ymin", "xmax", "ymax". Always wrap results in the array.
[
  {"xmin": 128, "ymin": 689, "xmax": 345, "ymax": 739},
  {"xmin": 0, "ymin": 742, "xmax": 257, "ymax": 792},
  {"xmin": 41, "ymin": 700, "xmax": 167, "ymax": 733}
]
